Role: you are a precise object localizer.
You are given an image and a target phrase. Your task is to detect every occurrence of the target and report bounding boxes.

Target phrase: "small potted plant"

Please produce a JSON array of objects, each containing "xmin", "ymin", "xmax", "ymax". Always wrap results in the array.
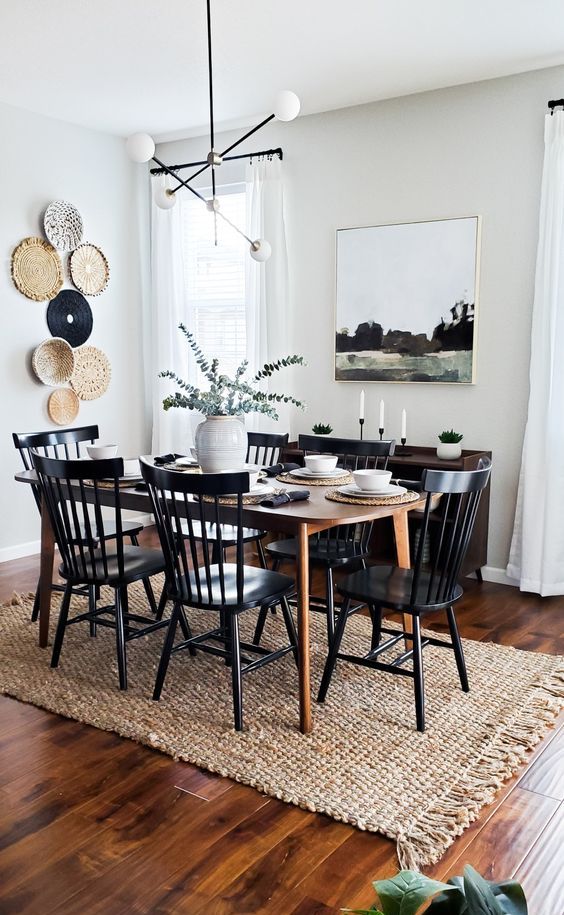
[
  {"xmin": 437, "ymin": 429, "xmax": 463, "ymax": 461},
  {"xmin": 160, "ymin": 324, "xmax": 305, "ymax": 472},
  {"xmin": 312, "ymin": 422, "xmax": 333, "ymax": 435}
]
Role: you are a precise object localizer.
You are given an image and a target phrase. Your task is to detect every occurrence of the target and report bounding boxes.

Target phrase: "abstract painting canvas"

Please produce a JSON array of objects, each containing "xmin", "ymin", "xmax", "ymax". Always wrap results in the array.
[{"xmin": 335, "ymin": 216, "xmax": 480, "ymax": 383}]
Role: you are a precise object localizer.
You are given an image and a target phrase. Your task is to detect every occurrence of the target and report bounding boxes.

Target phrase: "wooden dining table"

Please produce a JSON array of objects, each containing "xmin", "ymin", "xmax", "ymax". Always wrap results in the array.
[{"xmin": 15, "ymin": 466, "xmax": 424, "ymax": 734}]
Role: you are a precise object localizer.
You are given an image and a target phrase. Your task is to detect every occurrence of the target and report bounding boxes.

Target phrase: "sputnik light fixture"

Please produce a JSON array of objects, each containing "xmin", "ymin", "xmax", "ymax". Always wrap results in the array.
[{"xmin": 126, "ymin": 0, "xmax": 300, "ymax": 262}]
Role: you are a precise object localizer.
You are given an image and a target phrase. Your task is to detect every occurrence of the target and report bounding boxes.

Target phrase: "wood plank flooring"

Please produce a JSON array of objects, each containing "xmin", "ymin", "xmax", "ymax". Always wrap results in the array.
[{"xmin": 0, "ymin": 531, "xmax": 563, "ymax": 914}]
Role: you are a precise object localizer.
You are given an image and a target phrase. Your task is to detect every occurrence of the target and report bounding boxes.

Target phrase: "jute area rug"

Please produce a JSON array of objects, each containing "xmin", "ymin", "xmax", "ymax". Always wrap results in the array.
[{"xmin": 1, "ymin": 580, "xmax": 563, "ymax": 870}]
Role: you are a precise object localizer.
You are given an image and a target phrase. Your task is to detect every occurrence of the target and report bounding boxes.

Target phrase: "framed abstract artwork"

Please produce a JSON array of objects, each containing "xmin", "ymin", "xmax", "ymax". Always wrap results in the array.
[{"xmin": 335, "ymin": 216, "xmax": 481, "ymax": 383}]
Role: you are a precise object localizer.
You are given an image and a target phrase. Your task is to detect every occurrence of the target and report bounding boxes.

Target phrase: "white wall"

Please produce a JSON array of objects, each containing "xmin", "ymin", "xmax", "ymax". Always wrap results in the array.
[
  {"xmin": 157, "ymin": 65, "xmax": 564, "ymax": 573},
  {"xmin": 1, "ymin": 101, "xmax": 150, "ymax": 558}
]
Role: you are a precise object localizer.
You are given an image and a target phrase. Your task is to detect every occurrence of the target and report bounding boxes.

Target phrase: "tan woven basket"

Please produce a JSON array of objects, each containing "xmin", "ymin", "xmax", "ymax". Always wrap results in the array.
[
  {"xmin": 71, "ymin": 345, "xmax": 111, "ymax": 401},
  {"xmin": 11, "ymin": 237, "xmax": 63, "ymax": 302},
  {"xmin": 47, "ymin": 388, "xmax": 80, "ymax": 425},
  {"xmin": 32, "ymin": 338, "xmax": 75, "ymax": 386},
  {"xmin": 70, "ymin": 243, "xmax": 109, "ymax": 295}
]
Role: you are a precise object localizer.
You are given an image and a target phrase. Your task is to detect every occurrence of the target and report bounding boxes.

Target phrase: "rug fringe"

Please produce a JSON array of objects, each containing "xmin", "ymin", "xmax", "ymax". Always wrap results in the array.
[{"xmin": 396, "ymin": 665, "xmax": 564, "ymax": 870}]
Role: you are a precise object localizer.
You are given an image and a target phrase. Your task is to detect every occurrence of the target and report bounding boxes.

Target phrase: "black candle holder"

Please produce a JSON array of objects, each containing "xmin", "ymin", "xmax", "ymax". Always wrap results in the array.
[
  {"xmin": 378, "ymin": 427, "xmax": 384, "ymax": 441},
  {"xmin": 395, "ymin": 436, "xmax": 413, "ymax": 456},
  {"xmin": 359, "ymin": 418, "xmax": 365, "ymax": 441}
]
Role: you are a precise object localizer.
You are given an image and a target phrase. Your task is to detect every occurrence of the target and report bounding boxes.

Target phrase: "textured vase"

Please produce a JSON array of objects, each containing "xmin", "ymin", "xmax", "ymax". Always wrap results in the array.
[
  {"xmin": 436, "ymin": 442, "xmax": 462, "ymax": 460},
  {"xmin": 194, "ymin": 415, "xmax": 248, "ymax": 473}
]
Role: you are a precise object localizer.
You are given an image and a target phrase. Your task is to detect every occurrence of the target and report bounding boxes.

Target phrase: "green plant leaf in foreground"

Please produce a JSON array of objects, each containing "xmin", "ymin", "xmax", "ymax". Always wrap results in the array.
[{"xmin": 373, "ymin": 870, "xmax": 455, "ymax": 915}]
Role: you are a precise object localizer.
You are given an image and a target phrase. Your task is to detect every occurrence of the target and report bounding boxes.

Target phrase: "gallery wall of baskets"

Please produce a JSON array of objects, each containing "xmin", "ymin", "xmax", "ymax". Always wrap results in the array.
[{"xmin": 11, "ymin": 200, "xmax": 111, "ymax": 425}]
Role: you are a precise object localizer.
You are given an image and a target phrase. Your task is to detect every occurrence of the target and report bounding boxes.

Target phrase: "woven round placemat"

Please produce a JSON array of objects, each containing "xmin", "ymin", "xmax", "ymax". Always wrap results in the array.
[
  {"xmin": 326, "ymin": 489, "xmax": 420, "ymax": 507},
  {"xmin": 201, "ymin": 491, "xmax": 268, "ymax": 505},
  {"xmin": 44, "ymin": 200, "xmax": 83, "ymax": 252},
  {"xmin": 70, "ymin": 243, "xmax": 109, "ymax": 295},
  {"xmin": 71, "ymin": 345, "xmax": 111, "ymax": 400},
  {"xmin": 276, "ymin": 471, "xmax": 353, "ymax": 486},
  {"xmin": 32, "ymin": 337, "xmax": 75, "ymax": 385},
  {"xmin": 47, "ymin": 388, "xmax": 80, "ymax": 425},
  {"xmin": 162, "ymin": 463, "xmax": 201, "ymax": 473},
  {"xmin": 11, "ymin": 237, "xmax": 63, "ymax": 301}
]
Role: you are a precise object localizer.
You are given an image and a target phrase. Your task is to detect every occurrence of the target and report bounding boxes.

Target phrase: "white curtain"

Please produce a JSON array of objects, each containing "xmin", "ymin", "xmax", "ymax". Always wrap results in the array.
[
  {"xmin": 245, "ymin": 157, "xmax": 290, "ymax": 433},
  {"xmin": 507, "ymin": 112, "xmax": 564, "ymax": 595},
  {"xmin": 150, "ymin": 175, "xmax": 199, "ymax": 454}
]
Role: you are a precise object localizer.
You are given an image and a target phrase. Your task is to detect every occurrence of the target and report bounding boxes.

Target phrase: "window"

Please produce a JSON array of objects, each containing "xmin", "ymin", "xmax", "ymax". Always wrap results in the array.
[{"xmin": 180, "ymin": 184, "xmax": 247, "ymax": 377}]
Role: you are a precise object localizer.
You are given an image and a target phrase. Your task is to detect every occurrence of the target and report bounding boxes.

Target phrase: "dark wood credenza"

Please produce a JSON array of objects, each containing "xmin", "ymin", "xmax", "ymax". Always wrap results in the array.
[{"xmin": 283, "ymin": 443, "xmax": 491, "ymax": 578}]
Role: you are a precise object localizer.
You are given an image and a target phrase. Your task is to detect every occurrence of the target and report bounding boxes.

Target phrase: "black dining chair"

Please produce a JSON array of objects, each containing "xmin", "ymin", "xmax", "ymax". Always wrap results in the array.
[
  {"xmin": 317, "ymin": 459, "xmax": 492, "ymax": 732},
  {"xmin": 32, "ymin": 453, "xmax": 170, "ymax": 690},
  {"xmin": 13, "ymin": 427, "xmax": 157, "ymax": 621},
  {"xmin": 190, "ymin": 430, "xmax": 290, "ymax": 571},
  {"xmin": 141, "ymin": 459, "xmax": 298, "ymax": 731},
  {"xmin": 260, "ymin": 435, "xmax": 396, "ymax": 645}
]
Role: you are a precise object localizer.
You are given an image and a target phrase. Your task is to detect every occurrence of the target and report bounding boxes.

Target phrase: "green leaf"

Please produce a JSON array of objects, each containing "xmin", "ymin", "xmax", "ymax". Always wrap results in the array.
[
  {"xmin": 341, "ymin": 909, "xmax": 384, "ymax": 914},
  {"xmin": 491, "ymin": 882, "xmax": 528, "ymax": 915},
  {"xmin": 373, "ymin": 871, "xmax": 455, "ymax": 915},
  {"xmin": 462, "ymin": 868, "xmax": 505, "ymax": 915}
]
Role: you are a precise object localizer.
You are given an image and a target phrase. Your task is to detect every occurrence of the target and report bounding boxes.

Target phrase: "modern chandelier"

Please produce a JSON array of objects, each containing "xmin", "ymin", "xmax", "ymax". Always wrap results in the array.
[{"xmin": 126, "ymin": 0, "xmax": 300, "ymax": 261}]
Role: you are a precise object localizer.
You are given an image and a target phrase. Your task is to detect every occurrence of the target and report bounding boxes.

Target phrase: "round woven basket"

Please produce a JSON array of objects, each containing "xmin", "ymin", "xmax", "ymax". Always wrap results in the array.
[
  {"xmin": 47, "ymin": 388, "xmax": 80, "ymax": 425},
  {"xmin": 71, "ymin": 345, "xmax": 111, "ymax": 400},
  {"xmin": 70, "ymin": 243, "xmax": 109, "ymax": 295},
  {"xmin": 11, "ymin": 237, "xmax": 63, "ymax": 302},
  {"xmin": 32, "ymin": 338, "xmax": 75, "ymax": 386},
  {"xmin": 44, "ymin": 200, "xmax": 83, "ymax": 252}
]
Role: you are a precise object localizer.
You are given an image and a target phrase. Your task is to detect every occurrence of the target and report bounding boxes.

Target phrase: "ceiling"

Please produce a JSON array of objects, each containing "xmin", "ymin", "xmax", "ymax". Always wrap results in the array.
[{"xmin": 2, "ymin": 0, "xmax": 564, "ymax": 140}]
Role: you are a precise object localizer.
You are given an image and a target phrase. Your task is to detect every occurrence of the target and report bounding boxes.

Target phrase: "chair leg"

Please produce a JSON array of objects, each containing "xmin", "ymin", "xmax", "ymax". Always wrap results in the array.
[
  {"xmin": 130, "ymin": 533, "xmax": 158, "ymax": 615},
  {"xmin": 272, "ymin": 558, "xmax": 282, "ymax": 572},
  {"xmin": 256, "ymin": 537, "xmax": 268, "ymax": 570},
  {"xmin": 280, "ymin": 597, "xmax": 298, "ymax": 664},
  {"xmin": 51, "ymin": 583, "xmax": 73, "ymax": 668},
  {"xmin": 325, "ymin": 566, "xmax": 335, "ymax": 645},
  {"xmin": 252, "ymin": 606, "xmax": 269, "ymax": 646},
  {"xmin": 230, "ymin": 613, "xmax": 244, "ymax": 731},
  {"xmin": 114, "ymin": 588, "xmax": 128, "ymax": 691},
  {"xmin": 369, "ymin": 604, "xmax": 382, "ymax": 652},
  {"xmin": 446, "ymin": 606, "xmax": 469, "ymax": 692},
  {"xmin": 153, "ymin": 600, "xmax": 182, "ymax": 700},
  {"xmin": 155, "ymin": 585, "xmax": 169, "ymax": 621},
  {"xmin": 412, "ymin": 615, "xmax": 425, "ymax": 732},
  {"xmin": 88, "ymin": 586, "xmax": 97, "ymax": 637},
  {"xmin": 317, "ymin": 597, "xmax": 351, "ymax": 703},
  {"xmin": 31, "ymin": 580, "xmax": 41, "ymax": 623}
]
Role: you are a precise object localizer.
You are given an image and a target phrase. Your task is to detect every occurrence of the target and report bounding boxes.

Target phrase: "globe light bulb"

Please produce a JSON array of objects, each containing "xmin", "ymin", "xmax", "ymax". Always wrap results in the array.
[
  {"xmin": 250, "ymin": 239, "xmax": 272, "ymax": 262},
  {"xmin": 126, "ymin": 132, "xmax": 155, "ymax": 163},
  {"xmin": 154, "ymin": 183, "xmax": 177, "ymax": 210},
  {"xmin": 273, "ymin": 90, "xmax": 300, "ymax": 122}
]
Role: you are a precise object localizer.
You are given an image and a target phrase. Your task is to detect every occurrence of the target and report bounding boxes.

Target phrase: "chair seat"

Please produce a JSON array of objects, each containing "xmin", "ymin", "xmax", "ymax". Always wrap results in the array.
[
  {"xmin": 337, "ymin": 564, "xmax": 463, "ymax": 612},
  {"xmin": 60, "ymin": 545, "xmax": 165, "ymax": 586},
  {"xmin": 175, "ymin": 563, "xmax": 294, "ymax": 611},
  {"xmin": 267, "ymin": 537, "xmax": 369, "ymax": 567},
  {"xmin": 186, "ymin": 521, "xmax": 266, "ymax": 545}
]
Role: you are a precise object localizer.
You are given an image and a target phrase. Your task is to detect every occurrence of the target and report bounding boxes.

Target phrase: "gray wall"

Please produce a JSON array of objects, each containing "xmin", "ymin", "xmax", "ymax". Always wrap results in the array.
[
  {"xmin": 1, "ymin": 101, "xmax": 150, "ymax": 557},
  {"xmin": 158, "ymin": 65, "xmax": 564, "ymax": 573}
]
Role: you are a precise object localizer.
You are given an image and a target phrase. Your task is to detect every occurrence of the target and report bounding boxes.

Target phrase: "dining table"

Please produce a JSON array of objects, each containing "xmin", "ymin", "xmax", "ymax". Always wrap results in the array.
[{"xmin": 15, "ymin": 464, "xmax": 425, "ymax": 734}]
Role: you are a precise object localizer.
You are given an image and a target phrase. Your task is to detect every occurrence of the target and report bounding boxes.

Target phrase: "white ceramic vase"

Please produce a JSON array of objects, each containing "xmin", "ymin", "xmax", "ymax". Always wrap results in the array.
[
  {"xmin": 436, "ymin": 442, "xmax": 462, "ymax": 461},
  {"xmin": 194, "ymin": 415, "xmax": 247, "ymax": 473}
]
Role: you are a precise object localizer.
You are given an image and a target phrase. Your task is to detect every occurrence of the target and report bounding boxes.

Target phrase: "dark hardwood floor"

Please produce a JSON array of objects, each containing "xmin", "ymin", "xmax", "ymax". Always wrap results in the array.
[{"xmin": 0, "ymin": 529, "xmax": 563, "ymax": 914}]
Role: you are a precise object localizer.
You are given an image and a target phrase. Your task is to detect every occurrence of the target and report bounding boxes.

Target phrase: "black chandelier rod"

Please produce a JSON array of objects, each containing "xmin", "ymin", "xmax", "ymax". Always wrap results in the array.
[
  {"xmin": 150, "ymin": 147, "xmax": 283, "ymax": 176},
  {"xmin": 548, "ymin": 99, "xmax": 564, "ymax": 113}
]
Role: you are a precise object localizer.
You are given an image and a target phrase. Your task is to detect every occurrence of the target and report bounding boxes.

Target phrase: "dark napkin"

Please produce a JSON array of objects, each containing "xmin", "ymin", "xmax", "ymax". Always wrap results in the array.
[
  {"xmin": 263, "ymin": 462, "xmax": 300, "ymax": 477},
  {"xmin": 260, "ymin": 489, "xmax": 310, "ymax": 508},
  {"xmin": 153, "ymin": 453, "xmax": 186, "ymax": 466}
]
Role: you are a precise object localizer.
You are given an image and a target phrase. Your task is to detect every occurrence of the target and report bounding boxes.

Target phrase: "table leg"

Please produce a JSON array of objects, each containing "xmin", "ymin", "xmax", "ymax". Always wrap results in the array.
[
  {"xmin": 392, "ymin": 508, "xmax": 413, "ymax": 643},
  {"xmin": 296, "ymin": 522, "xmax": 312, "ymax": 734},
  {"xmin": 38, "ymin": 494, "xmax": 56, "ymax": 648}
]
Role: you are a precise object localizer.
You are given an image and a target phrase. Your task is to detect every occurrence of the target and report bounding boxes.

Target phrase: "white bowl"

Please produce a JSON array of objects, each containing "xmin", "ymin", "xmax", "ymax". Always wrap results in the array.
[
  {"xmin": 87, "ymin": 444, "xmax": 118, "ymax": 460},
  {"xmin": 122, "ymin": 457, "xmax": 141, "ymax": 477},
  {"xmin": 352, "ymin": 468, "xmax": 392, "ymax": 492},
  {"xmin": 304, "ymin": 454, "xmax": 338, "ymax": 474},
  {"xmin": 241, "ymin": 463, "xmax": 260, "ymax": 489}
]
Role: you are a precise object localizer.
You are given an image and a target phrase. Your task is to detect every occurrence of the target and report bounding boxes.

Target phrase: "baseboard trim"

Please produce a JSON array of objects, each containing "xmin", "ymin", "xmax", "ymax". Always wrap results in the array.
[{"xmin": 0, "ymin": 514, "xmax": 154, "ymax": 565}]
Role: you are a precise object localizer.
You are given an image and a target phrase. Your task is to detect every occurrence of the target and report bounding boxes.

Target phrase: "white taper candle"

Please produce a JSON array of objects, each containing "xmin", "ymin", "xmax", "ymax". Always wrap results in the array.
[{"xmin": 359, "ymin": 389, "xmax": 365, "ymax": 420}]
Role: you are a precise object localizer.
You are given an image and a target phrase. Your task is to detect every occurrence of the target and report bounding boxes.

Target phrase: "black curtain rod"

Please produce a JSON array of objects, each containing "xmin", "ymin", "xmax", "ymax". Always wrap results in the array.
[
  {"xmin": 150, "ymin": 146, "xmax": 283, "ymax": 176},
  {"xmin": 548, "ymin": 99, "xmax": 564, "ymax": 113}
]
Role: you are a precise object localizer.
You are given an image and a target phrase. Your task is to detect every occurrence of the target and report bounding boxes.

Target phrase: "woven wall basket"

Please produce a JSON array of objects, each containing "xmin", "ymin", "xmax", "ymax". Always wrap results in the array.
[
  {"xmin": 69, "ymin": 243, "xmax": 109, "ymax": 295},
  {"xmin": 44, "ymin": 200, "xmax": 83, "ymax": 252},
  {"xmin": 47, "ymin": 388, "xmax": 80, "ymax": 425},
  {"xmin": 71, "ymin": 345, "xmax": 111, "ymax": 400},
  {"xmin": 11, "ymin": 237, "xmax": 63, "ymax": 302},
  {"xmin": 32, "ymin": 337, "xmax": 75, "ymax": 386}
]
